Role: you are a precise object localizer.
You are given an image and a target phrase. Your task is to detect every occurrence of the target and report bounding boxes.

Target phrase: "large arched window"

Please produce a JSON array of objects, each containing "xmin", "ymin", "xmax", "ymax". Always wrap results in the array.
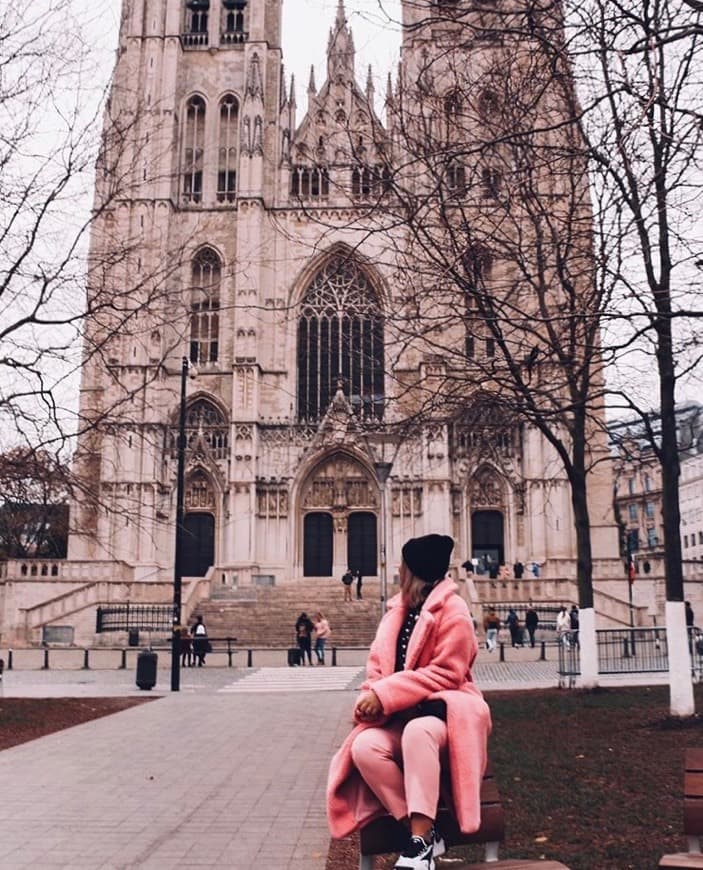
[
  {"xmin": 217, "ymin": 95, "xmax": 238, "ymax": 202},
  {"xmin": 189, "ymin": 248, "xmax": 220, "ymax": 364},
  {"xmin": 182, "ymin": 96, "xmax": 206, "ymax": 203},
  {"xmin": 297, "ymin": 256, "xmax": 384, "ymax": 422}
]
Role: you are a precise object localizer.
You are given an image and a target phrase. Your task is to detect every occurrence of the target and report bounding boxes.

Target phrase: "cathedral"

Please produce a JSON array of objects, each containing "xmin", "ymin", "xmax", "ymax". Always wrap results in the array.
[{"xmin": 67, "ymin": 0, "xmax": 619, "ymax": 596}]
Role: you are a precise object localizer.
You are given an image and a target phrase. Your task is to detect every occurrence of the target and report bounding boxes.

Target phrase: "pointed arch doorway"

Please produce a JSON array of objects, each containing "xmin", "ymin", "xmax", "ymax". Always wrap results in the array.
[
  {"xmin": 300, "ymin": 453, "xmax": 379, "ymax": 577},
  {"xmin": 471, "ymin": 510, "xmax": 504, "ymax": 569},
  {"xmin": 182, "ymin": 513, "xmax": 215, "ymax": 577}
]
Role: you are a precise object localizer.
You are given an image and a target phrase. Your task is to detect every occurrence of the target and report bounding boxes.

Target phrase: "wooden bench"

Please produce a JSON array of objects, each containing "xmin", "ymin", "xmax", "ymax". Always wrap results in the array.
[
  {"xmin": 660, "ymin": 748, "xmax": 703, "ymax": 868},
  {"xmin": 359, "ymin": 762, "xmax": 570, "ymax": 869}
]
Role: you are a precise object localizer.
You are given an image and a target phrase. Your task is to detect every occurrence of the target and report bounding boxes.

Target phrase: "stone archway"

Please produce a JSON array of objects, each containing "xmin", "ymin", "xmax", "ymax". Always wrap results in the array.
[
  {"xmin": 299, "ymin": 453, "xmax": 378, "ymax": 577},
  {"xmin": 469, "ymin": 466, "xmax": 506, "ymax": 573}
]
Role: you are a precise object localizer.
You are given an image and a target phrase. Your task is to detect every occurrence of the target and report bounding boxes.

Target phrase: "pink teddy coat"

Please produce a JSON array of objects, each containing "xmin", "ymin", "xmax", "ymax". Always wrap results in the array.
[{"xmin": 326, "ymin": 578, "xmax": 492, "ymax": 838}]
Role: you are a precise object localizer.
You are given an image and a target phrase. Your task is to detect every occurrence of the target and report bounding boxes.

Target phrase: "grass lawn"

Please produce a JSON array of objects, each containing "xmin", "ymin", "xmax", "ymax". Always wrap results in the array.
[{"xmin": 327, "ymin": 684, "xmax": 703, "ymax": 870}]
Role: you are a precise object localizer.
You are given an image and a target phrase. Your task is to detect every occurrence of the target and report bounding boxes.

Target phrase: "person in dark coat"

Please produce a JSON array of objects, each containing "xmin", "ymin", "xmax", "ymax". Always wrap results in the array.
[
  {"xmin": 513, "ymin": 561, "xmax": 524, "ymax": 580},
  {"xmin": 295, "ymin": 612, "xmax": 314, "ymax": 665},
  {"xmin": 525, "ymin": 605, "xmax": 539, "ymax": 648},
  {"xmin": 354, "ymin": 568, "xmax": 363, "ymax": 600},
  {"xmin": 191, "ymin": 615, "xmax": 208, "ymax": 666},
  {"xmin": 506, "ymin": 608, "xmax": 522, "ymax": 648}
]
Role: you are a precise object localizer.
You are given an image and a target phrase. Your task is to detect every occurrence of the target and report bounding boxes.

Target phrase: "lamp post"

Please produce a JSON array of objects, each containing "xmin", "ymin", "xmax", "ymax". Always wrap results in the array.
[
  {"xmin": 171, "ymin": 356, "xmax": 190, "ymax": 692},
  {"xmin": 374, "ymin": 460, "xmax": 393, "ymax": 614}
]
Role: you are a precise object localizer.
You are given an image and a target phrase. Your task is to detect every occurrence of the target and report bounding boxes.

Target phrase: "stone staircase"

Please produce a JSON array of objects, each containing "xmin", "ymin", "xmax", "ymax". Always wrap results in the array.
[{"xmin": 195, "ymin": 579, "xmax": 383, "ymax": 647}]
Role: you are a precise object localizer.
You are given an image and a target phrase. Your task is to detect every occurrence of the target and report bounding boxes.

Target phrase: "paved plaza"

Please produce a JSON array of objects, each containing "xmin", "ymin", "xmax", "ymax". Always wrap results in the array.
[{"xmin": 0, "ymin": 654, "xmax": 668, "ymax": 869}]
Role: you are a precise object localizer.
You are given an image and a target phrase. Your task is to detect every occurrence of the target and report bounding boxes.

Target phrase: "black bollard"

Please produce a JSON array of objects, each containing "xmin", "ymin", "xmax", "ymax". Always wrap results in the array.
[
  {"xmin": 227, "ymin": 638, "xmax": 233, "ymax": 668},
  {"xmin": 247, "ymin": 648, "xmax": 253, "ymax": 667},
  {"xmin": 499, "ymin": 642, "xmax": 505, "ymax": 662},
  {"xmin": 623, "ymin": 637, "xmax": 630, "ymax": 658},
  {"xmin": 332, "ymin": 646, "xmax": 337, "ymax": 667},
  {"xmin": 7, "ymin": 649, "xmax": 13, "ymax": 670},
  {"xmin": 83, "ymin": 649, "xmax": 90, "ymax": 670},
  {"xmin": 539, "ymin": 641, "xmax": 546, "ymax": 661},
  {"xmin": 42, "ymin": 648, "xmax": 49, "ymax": 670},
  {"xmin": 120, "ymin": 649, "xmax": 127, "ymax": 669}
]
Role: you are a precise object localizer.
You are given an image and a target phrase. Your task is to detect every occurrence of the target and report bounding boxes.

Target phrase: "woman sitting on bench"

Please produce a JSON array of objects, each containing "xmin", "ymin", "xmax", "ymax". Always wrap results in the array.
[{"xmin": 327, "ymin": 534, "xmax": 492, "ymax": 870}]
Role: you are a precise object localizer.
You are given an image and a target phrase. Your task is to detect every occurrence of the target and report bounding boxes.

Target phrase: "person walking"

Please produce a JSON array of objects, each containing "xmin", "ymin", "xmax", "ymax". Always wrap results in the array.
[
  {"xmin": 506, "ymin": 608, "xmax": 522, "ymax": 648},
  {"xmin": 569, "ymin": 605, "xmax": 580, "ymax": 648},
  {"xmin": 513, "ymin": 560, "xmax": 524, "ymax": 580},
  {"xmin": 313, "ymin": 611, "xmax": 331, "ymax": 665},
  {"xmin": 191, "ymin": 615, "xmax": 208, "ymax": 666},
  {"xmin": 525, "ymin": 605, "xmax": 539, "ymax": 648},
  {"xmin": 326, "ymin": 533, "xmax": 491, "ymax": 870},
  {"xmin": 483, "ymin": 608, "xmax": 500, "ymax": 652},
  {"xmin": 342, "ymin": 568, "xmax": 354, "ymax": 602},
  {"xmin": 295, "ymin": 612, "xmax": 314, "ymax": 665},
  {"xmin": 179, "ymin": 625, "xmax": 193, "ymax": 667},
  {"xmin": 556, "ymin": 606, "xmax": 571, "ymax": 649},
  {"xmin": 355, "ymin": 568, "xmax": 363, "ymax": 600}
]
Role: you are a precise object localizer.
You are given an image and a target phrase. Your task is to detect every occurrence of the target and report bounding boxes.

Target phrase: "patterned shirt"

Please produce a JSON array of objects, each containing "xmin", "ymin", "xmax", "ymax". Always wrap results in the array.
[{"xmin": 395, "ymin": 606, "xmax": 421, "ymax": 671}]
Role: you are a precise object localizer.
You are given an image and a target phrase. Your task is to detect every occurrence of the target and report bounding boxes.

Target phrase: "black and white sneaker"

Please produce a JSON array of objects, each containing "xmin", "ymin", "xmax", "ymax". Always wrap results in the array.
[{"xmin": 394, "ymin": 835, "xmax": 435, "ymax": 870}]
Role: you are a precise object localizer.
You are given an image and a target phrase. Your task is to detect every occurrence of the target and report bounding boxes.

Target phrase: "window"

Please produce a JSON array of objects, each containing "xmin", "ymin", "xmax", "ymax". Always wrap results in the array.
[
  {"xmin": 685, "ymin": 535, "xmax": 689, "ymax": 548},
  {"xmin": 182, "ymin": 96, "xmax": 206, "ymax": 203},
  {"xmin": 297, "ymin": 255, "xmax": 384, "ymax": 422},
  {"xmin": 699, "ymin": 531, "xmax": 703, "ymax": 545},
  {"xmin": 627, "ymin": 528, "xmax": 640, "ymax": 552},
  {"xmin": 180, "ymin": 399, "xmax": 228, "ymax": 459},
  {"xmin": 647, "ymin": 527, "xmax": 658, "ymax": 548},
  {"xmin": 482, "ymin": 166, "xmax": 502, "ymax": 198},
  {"xmin": 184, "ymin": 0, "xmax": 209, "ymax": 46},
  {"xmin": 445, "ymin": 162, "xmax": 466, "ymax": 194},
  {"xmin": 351, "ymin": 165, "xmax": 391, "ymax": 198},
  {"xmin": 291, "ymin": 165, "xmax": 330, "ymax": 199},
  {"xmin": 444, "ymin": 90, "xmax": 462, "ymax": 120},
  {"xmin": 217, "ymin": 95, "xmax": 238, "ymax": 202},
  {"xmin": 628, "ymin": 503, "xmax": 638, "ymax": 522},
  {"xmin": 645, "ymin": 501, "xmax": 655, "ymax": 519},
  {"xmin": 189, "ymin": 248, "xmax": 220, "ymax": 364},
  {"xmin": 222, "ymin": 0, "xmax": 247, "ymax": 43},
  {"xmin": 644, "ymin": 473, "xmax": 652, "ymax": 492},
  {"xmin": 628, "ymin": 478, "xmax": 635, "ymax": 495}
]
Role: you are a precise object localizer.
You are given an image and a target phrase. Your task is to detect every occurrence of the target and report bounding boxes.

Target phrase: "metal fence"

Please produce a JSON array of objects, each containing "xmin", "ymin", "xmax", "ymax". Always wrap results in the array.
[
  {"xmin": 95, "ymin": 603, "xmax": 171, "ymax": 633},
  {"xmin": 557, "ymin": 626, "xmax": 703, "ymax": 687}
]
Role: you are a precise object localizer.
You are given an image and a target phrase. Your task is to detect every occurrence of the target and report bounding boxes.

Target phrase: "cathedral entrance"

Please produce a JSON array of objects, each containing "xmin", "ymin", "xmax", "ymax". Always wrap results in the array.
[
  {"xmin": 182, "ymin": 513, "xmax": 215, "ymax": 577},
  {"xmin": 303, "ymin": 512, "xmax": 333, "ymax": 576},
  {"xmin": 471, "ymin": 510, "xmax": 504, "ymax": 571},
  {"xmin": 300, "ymin": 453, "xmax": 379, "ymax": 577},
  {"xmin": 347, "ymin": 512, "xmax": 377, "ymax": 575}
]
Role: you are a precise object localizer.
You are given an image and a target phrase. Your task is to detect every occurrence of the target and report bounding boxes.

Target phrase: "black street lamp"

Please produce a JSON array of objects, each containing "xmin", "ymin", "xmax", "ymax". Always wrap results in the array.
[
  {"xmin": 374, "ymin": 460, "xmax": 393, "ymax": 613},
  {"xmin": 171, "ymin": 356, "xmax": 191, "ymax": 692}
]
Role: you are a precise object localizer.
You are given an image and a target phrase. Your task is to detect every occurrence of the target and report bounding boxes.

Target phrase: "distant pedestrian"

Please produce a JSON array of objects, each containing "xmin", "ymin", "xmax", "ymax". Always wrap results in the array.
[
  {"xmin": 313, "ymin": 611, "xmax": 331, "ymax": 664},
  {"xmin": 506, "ymin": 608, "xmax": 522, "ymax": 647},
  {"xmin": 531, "ymin": 560, "xmax": 541, "ymax": 578},
  {"xmin": 179, "ymin": 625, "xmax": 193, "ymax": 667},
  {"xmin": 295, "ymin": 612, "xmax": 314, "ymax": 665},
  {"xmin": 513, "ymin": 560, "xmax": 524, "ymax": 580},
  {"xmin": 191, "ymin": 615, "xmax": 208, "ymax": 666},
  {"xmin": 341, "ymin": 568, "xmax": 354, "ymax": 602},
  {"xmin": 686, "ymin": 601, "xmax": 695, "ymax": 628},
  {"xmin": 483, "ymin": 608, "xmax": 500, "ymax": 652},
  {"xmin": 556, "ymin": 606, "xmax": 570, "ymax": 648},
  {"xmin": 525, "ymin": 605, "xmax": 539, "ymax": 648},
  {"xmin": 569, "ymin": 605, "xmax": 580, "ymax": 648},
  {"xmin": 354, "ymin": 568, "xmax": 363, "ymax": 600}
]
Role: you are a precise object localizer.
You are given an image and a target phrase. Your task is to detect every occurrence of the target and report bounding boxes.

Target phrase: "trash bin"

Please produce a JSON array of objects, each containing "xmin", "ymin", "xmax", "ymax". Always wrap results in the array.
[
  {"xmin": 135, "ymin": 649, "xmax": 157, "ymax": 690},
  {"xmin": 128, "ymin": 628, "xmax": 140, "ymax": 647}
]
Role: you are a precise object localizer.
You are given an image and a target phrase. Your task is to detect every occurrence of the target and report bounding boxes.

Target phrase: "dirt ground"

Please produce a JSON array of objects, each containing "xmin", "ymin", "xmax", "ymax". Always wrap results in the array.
[{"xmin": 0, "ymin": 697, "xmax": 155, "ymax": 751}]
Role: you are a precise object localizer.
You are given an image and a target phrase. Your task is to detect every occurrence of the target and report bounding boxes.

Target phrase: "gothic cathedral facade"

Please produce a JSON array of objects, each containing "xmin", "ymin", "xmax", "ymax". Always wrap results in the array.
[{"xmin": 69, "ymin": 0, "xmax": 619, "ymax": 589}]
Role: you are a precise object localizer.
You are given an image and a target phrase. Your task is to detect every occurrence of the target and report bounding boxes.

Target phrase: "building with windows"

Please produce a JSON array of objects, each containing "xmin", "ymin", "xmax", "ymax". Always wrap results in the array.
[
  {"xmin": 57, "ymin": 0, "xmax": 622, "ymax": 612},
  {"xmin": 610, "ymin": 402, "xmax": 703, "ymax": 568}
]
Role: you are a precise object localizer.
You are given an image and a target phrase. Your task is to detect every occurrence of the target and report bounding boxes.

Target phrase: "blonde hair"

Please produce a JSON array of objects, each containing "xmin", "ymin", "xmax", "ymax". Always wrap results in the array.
[
  {"xmin": 399, "ymin": 561, "xmax": 432, "ymax": 609},
  {"xmin": 314, "ymin": 611, "xmax": 324, "ymax": 621}
]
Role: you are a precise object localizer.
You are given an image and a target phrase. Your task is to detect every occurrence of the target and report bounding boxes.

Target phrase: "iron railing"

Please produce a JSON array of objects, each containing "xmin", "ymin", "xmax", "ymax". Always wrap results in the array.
[
  {"xmin": 557, "ymin": 626, "xmax": 703, "ymax": 687},
  {"xmin": 96, "ymin": 603, "xmax": 171, "ymax": 633}
]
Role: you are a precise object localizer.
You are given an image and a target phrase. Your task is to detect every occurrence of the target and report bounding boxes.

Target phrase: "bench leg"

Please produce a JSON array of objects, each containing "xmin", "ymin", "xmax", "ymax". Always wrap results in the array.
[
  {"xmin": 359, "ymin": 853, "xmax": 375, "ymax": 870},
  {"xmin": 484, "ymin": 840, "xmax": 499, "ymax": 862}
]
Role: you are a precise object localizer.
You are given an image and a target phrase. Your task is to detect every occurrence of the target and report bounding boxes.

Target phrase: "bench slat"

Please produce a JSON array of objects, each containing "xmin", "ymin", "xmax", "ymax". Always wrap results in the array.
[
  {"xmin": 684, "ymin": 802, "xmax": 703, "ymax": 835},
  {"xmin": 659, "ymin": 853, "xmax": 703, "ymax": 869},
  {"xmin": 686, "ymin": 775, "xmax": 703, "ymax": 799},
  {"xmin": 463, "ymin": 862, "xmax": 571, "ymax": 870},
  {"xmin": 687, "ymin": 749, "xmax": 703, "ymax": 773}
]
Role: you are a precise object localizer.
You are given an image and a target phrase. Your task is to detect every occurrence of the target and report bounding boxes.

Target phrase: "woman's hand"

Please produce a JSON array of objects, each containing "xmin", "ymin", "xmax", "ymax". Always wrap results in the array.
[{"xmin": 354, "ymin": 690, "xmax": 383, "ymax": 722}]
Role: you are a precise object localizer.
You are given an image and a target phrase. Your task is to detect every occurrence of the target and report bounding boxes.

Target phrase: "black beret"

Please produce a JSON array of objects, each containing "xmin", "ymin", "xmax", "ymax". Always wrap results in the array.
[{"xmin": 401, "ymin": 534, "xmax": 454, "ymax": 584}]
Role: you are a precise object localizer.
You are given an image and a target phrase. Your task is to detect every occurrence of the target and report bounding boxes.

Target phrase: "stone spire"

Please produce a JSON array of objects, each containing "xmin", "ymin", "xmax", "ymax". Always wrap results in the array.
[
  {"xmin": 308, "ymin": 65, "xmax": 317, "ymax": 97},
  {"xmin": 366, "ymin": 64, "xmax": 375, "ymax": 104},
  {"xmin": 327, "ymin": 0, "xmax": 355, "ymax": 84}
]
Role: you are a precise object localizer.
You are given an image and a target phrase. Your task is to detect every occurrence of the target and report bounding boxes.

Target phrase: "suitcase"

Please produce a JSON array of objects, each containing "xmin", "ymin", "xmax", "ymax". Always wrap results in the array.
[
  {"xmin": 287, "ymin": 647, "xmax": 301, "ymax": 667},
  {"xmin": 136, "ymin": 649, "xmax": 158, "ymax": 689}
]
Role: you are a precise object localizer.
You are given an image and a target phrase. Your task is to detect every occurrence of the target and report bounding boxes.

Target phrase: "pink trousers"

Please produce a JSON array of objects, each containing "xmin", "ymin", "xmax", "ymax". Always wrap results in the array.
[{"xmin": 350, "ymin": 717, "xmax": 448, "ymax": 821}]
